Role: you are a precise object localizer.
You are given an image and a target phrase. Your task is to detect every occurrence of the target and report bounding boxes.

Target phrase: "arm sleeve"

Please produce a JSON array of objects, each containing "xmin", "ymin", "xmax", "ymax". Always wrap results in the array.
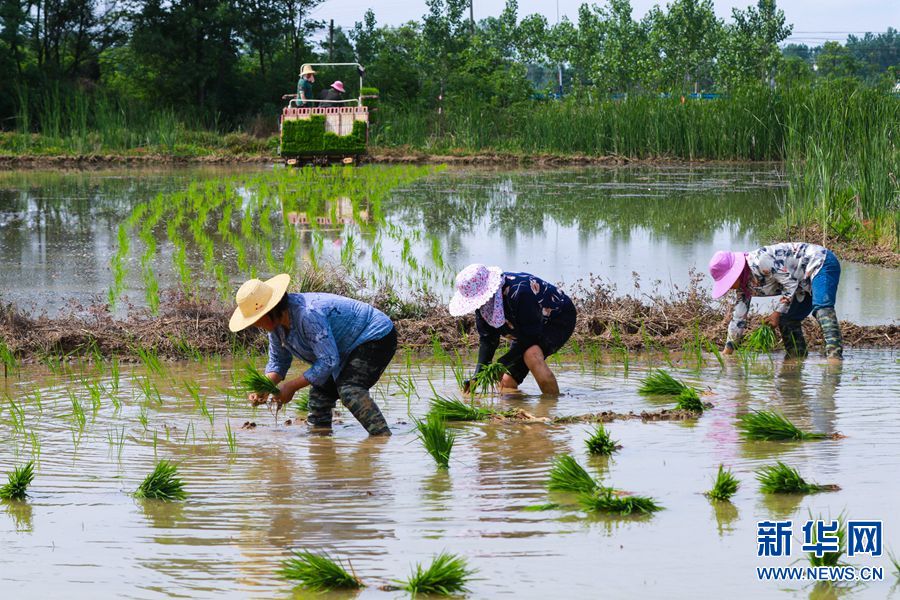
[
  {"xmin": 264, "ymin": 332, "xmax": 293, "ymax": 379},
  {"xmin": 474, "ymin": 312, "xmax": 500, "ymax": 376},
  {"xmin": 772, "ymin": 270, "xmax": 801, "ymax": 314},
  {"xmin": 496, "ymin": 287, "xmax": 543, "ymax": 366},
  {"xmin": 726, "ymin": 292, "xmax": 752, "ymax": 348},
  {"xmin": 299, "ymin": 310, "xmax": 341, "ymax": 387}
]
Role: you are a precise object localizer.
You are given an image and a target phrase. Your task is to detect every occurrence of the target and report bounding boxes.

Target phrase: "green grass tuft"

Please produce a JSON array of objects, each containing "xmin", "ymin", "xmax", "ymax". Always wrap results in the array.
[
  {"xmin": 241, "ymin": 363, "xmax": 281, "ymax": 398},
  {"xmin": 578, "ymin": 489, "xmax": 663, "ymax": 515},
  {"xmin": 548, "ymin": 454, "xmax": 599, "ymax": 494},
  {"xmin": 415, "ymin": 413, "xmax": 455, "ymax": 468},
  {"xmin": 756, "ymin": 462, "xmax": 833, "ymax": 494},
  {"xmin": 638, "ymin": 369, "xmax": 689, "ymax": 396},
  {"xmin": 743, "ymin": 325, "xmax": 778, "ymax": 352},
  {"xmin": 738, "ymin": 410, "xmax": 828, "ymax": 441},
  {"xmin": 278, "ymin": 550, "xmax": 363, "ymax": 590},
  {"xmin": 134, "ymin": 460, "xmax": 187, "ymax": 500},
  {"xmin": 0, "ymin": 461, "xmax": 35, "ymax": 500},
  {"xmin": 675, "ymin": 387, "xmax": 705, "ymax": 412},
  {"xmin": 428, "ymin": 394, "xmax": 495, "ymax": 421},
  {"xmin": 705, "ymin": 464, "xmax": 740, "ymax": 501},
  {"xmin": 399, "ymin": 552, "xmax": 474, "ymax": 596},
  {"xmin": 585, "ymin": 424, "xmax": 621, "ymax": 456}
]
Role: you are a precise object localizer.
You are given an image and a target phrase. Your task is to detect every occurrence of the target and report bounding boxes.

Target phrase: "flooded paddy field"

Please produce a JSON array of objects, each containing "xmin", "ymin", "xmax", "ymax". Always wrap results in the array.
[{"xmin": 1, "ymin": 350, "xmax": 899, "ymax": 598}]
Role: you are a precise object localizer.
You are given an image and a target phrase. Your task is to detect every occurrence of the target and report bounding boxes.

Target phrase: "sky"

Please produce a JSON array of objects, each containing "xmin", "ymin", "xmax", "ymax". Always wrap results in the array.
[{"xmin": 308, "ymin": 0, "xmax": 898, "ymax": 45}]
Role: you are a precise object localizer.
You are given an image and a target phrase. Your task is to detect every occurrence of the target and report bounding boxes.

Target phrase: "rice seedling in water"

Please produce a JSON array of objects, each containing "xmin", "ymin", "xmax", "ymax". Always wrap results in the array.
[
  {"xmin": 295, "ymin": 388, "xmax": 310, "ymax": 412},
  {"xmin": 705, "ymin": 465, "xmax": 740, "ymax": 501},
  {"xmin": 638, "ymin": 369, "xmax": 689, "ymax": 396},
  {"xmin": 224, "ymin": 421, "xmax": 238, "ymax": 453},
  {"xmin": 278, "ymin": 550, "xmax": 363, "ymax": 590},
  {"xmin": 675, "ymin": 387, "xmax": 704, "ymax": 412},
  {"xmin": 888, "ymin": 550, "xmax": 900, "ymax": 578},
  {"xmin": 429, "ymin": 394, "xmax": 494, "ymax": 421},
  {"xmin": 135, "ymin": 346, "xmax": 164, "ymax": 376},
  {"xmin": 0, "ymin": 461, "xmax": 34, "ymax": 500},
  {"xmin": 738, "ymin": 410, "xmax": 828, "ymax": 441},
  {"xmin": 415, "ymin": 413, "xmax": 455, "ymax": 468},
  {"xmin": 472, "ymin": 362, "xmax": 507, "ymax": 395},
  {"xmin": 241, "ymin": 363, "xmax": 281, "ymax": 398},
  {"xmin": 0, "ymin": 338, "xmax": 18, "ymax": 377},
  {"xmin": 548, "ymin": 454, "xmax": 599, "ymax": 494},
  {"xmin": 399, "ymin": 552, "xmax": 474, "ymax": 596},
  {"xmin": 743, "ymin": 325, "xmax": 777, "ymax": 352},
  {"xmin": 804, "ymin": 513, "xmax": 846, "ymax": 567},
  {"xmin": 578, "ymin": 489, "xmax": 662, "ymax": 516},
  {"xmin": 134, "ymin": 460, "xmax": 187, "ymax": 501},
  {"xmin": 756, "ymin": 462, "xmax": 836, "ymax": 494},
  {"xmin": 585, "ymin": 424, "xmax": 620, "ymax": 456}
]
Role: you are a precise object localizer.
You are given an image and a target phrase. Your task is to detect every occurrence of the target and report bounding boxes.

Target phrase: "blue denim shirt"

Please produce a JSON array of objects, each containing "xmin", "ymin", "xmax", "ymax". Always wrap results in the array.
[{"xmin": 264, "ymin": 293, "xmax": 394, "ymax": 387}]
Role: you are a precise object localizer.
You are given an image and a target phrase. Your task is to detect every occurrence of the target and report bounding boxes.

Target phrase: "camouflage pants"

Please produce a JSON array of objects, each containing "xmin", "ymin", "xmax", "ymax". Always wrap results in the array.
[{"xmin": 307, "ymin": 328, "xmax": 396, "ymax": 436}]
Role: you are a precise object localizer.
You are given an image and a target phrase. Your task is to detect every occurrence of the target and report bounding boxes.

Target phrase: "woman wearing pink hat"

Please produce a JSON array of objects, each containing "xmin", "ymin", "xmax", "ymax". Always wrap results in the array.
[
  {"xmin": 448, "ymin": 265, "xmax": 577, "ymax": 394},
  {"xmin": 708, "ymin": 242, "xmax": 843, "ymax": 359},
  {"xmin": 319, "ymin": 81, "xmax": 345, "ymax": 103}
]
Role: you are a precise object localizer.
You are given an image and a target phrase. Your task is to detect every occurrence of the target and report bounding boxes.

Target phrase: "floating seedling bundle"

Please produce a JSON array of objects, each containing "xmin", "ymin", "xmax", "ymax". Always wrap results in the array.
[
  {"xmin": 756, "ymin": 462, "xmax": 838, "ymax": 494},
  {"xmin": 0, "ymin": 461, "xmax": 34, "ymax": 500},
  {"xmin": 638, "ymin": 369, "xmax": 689, "ymax": 396},
  {"xmin": 705, "ymin": 465, "xmax": 739, "ymax": 501},
  {"xmin": 738, "ymin": 410, "xmax": 830, "ymax": 441},
  {"xmin": 547, "ymin": 454, "xmax": 600, "ymax": 494},
  {"xmin": 399, "ymin": 552, "xmax": 474, "ymax": 596},
  {"xmin": 578, "ymin": 489, "xmax": 663, "ymax": 516},
  {"xmin": 278, "ymin": 550, "xmax": 363, "ymax": 591},
  {"xmin": 428, "ymin": 394, "xmax": 495, "ymax": 421},
  {"xmin": 134, "ymin": 460, "xmax": 187, "ymax": 501},
  {"xmin": 415, "ymin": 413, "xmax": 455, "ymax": 468},
  {"xmin": 585, "ymin": 424, "xmax": 621, "ymax": 456}
]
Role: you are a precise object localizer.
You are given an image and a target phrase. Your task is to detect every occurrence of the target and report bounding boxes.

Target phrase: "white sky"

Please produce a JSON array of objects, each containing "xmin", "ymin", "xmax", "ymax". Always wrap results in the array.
[{"xmin": 310, "ymin": 0, "xmax": 898, "ymax": 45}]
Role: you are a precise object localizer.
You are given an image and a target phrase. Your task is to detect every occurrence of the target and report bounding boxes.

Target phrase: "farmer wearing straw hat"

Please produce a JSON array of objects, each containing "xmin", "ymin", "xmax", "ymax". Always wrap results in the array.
[
  {"xmin": 708, "ymin": 243, "xmax": 843, "ymax": 359},
  {"xmin": 297, "ymin": 65, "xmax": 317, "ymax": 107},
  {"xmin": 229, "ymin": 274, "xmax": 396, "ymax": 435},
  {"xmin": 448, "ymin": 264, "xmax": 577, "ymax": 395},
  {"xmin": 319, "ymin": 81, "xmax": 345, "ymax": 103}
]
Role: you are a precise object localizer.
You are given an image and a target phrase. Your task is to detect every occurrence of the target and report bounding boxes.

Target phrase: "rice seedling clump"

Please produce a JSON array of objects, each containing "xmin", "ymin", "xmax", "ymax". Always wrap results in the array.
[
  {"xmin": 278, "ymin": 550, "xmax": 363, "ymax": 590},
  {"xmin": 241, "ymin": 363, "xmax": 281, "ymax": 399},
  {"xmin": 585, "ymin": 424, "xmax": 621, "ymax": 456},
  {"xmin": 548, "ymin": 454, "xmax": 599, "ymax": 494},
  {"xmin": 0, "ymin": 461, "xmax": 35, "ymax": 500},
  {"xmin": 738, "ymin": 410, "xmax": 828, "ymax": 441},
  {"xmin": 578, "ymin": 489, "xmax": 662, "ymax": 515},
  {"xmin": 429, "ymin": 394, "xmax": 494, "ymax": 421},
  {"xmin": 675, "ymin": 387, "xmax": 704, "ymax": 412},
  {"xmin": 638, "ymin": 369, "xmax": 689, "ymax": 396},
  {"xmin": 472, "ymin": 362, "xmax": 507, "ymax": 395},
  {"xmin": 743, "ymin": 325, "xmax": 778, "ymax": 352},
  {"xmin": 415, "ymin": 413, "xmax": 455, "ymax": 468},
  {"xmin": 756, "ymin": 462, "xmax": 834, "ymax": 494},
  {"xmin": 705, "ymin": 465, "xmax": 739, "ymax": 501},
  {"xmin": 805, "ymin": 514, "xmax": 846, "ymax": 567},
  {"xmin": 400, "ymin": 552, "xmax": 474, "ymax": 596},
  {"xmin": 134, "ymin": 460, "xmax": 187, "ymax": 501}
]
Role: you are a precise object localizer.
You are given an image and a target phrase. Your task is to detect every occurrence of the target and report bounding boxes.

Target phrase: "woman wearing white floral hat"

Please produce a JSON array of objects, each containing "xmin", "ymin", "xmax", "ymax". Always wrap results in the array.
[
  {"xmin": 229, "ymin": 274, "xmax": 395, "ymax": 435},
  {"xmin": 448, "ymin": 264, "xmax": 577, "ymax": 395}
]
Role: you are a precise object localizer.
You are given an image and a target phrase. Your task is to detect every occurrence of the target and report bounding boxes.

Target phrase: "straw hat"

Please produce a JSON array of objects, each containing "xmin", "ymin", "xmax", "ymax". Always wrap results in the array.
[
  {"xmin": 448, "ymin": 264, "xmax": 503, "ymax": 317},
  {"xmin": 709, "ymin": 251, "xmax": 747, "ymax": 298},
  {"xmin": 229, "ymin": 274, "xmax": 291, "ymax": 332},
  {"xmin": 300, "ymin": 65, "xmax": 317, "ymax": 76},
  {"xmin": 331, "ymin": 81, "xmax": 345, "ymax": 93}
]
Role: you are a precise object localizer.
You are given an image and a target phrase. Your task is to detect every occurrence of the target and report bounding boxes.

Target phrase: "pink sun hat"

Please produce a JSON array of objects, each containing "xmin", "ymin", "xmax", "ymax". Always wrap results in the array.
[
  {"xmin": 331, "ymin": 81, "xmax": 345, "ymax": 93},
  {"xmin": 448, "ymin": 264, "xmax": 503, "ymax": 316},
  {"xmin": 709, "ymin": 250, "xmax": 747, "ymax": 298}
]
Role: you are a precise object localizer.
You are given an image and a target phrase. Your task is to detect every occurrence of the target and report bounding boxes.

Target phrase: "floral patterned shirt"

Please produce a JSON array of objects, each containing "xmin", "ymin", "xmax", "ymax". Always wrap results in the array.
[{"xmin": 727, "ymin": 243, "xmax": 827, "ymax": 345}]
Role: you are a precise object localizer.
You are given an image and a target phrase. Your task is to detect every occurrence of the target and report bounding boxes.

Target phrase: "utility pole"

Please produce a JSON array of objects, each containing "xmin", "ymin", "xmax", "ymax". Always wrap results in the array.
[
  {"xmin": 470, "ymin": 0, "xmax": 474, "ymax": 35},
  {"xmin": 329, "ymin": 19, "xmax": 334, "ymax": 62},
  {"xmin": 556, "ymin": 0, "xmax": 563, "ymax": 97}
]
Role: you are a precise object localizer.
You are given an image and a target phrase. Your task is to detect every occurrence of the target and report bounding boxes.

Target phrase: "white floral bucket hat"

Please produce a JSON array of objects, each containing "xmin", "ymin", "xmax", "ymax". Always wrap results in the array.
[{"xmin": 448, "ymin": 264, "xmax": 503, "ymax": 317}]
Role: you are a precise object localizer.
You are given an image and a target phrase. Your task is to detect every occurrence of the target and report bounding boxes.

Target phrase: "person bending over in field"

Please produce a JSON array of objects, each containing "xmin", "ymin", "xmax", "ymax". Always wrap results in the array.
[
  {"xmin": 448, "ymin": 264, "xmax": 577, "ymax": 395},
  {"xmin": 708, "ymin": 242, "xmax": 843, "ymax": 359},
  {"xmin": 229, "ymin": 274, "xmax": 395, "ymax": 435}
]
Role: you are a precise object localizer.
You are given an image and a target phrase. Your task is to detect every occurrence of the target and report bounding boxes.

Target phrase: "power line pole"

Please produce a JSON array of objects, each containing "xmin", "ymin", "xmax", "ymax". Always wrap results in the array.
[
  {"xmin": 329, "ymin": 19, "xmax": 334, "ymax": 62},
  {"xmin": 470, "ymin": 0, "xmax": 474, "ymax": 34}
]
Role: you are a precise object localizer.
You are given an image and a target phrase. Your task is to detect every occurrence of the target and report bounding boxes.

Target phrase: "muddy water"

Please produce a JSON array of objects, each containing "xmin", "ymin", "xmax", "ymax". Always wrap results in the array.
[
  {"xmin": 0, "ymin": 166, "xmax": 896, "ymax": 324},
  {"xmin": 1, "ymin": 350, "xmax": 898, "ymax": 598}
]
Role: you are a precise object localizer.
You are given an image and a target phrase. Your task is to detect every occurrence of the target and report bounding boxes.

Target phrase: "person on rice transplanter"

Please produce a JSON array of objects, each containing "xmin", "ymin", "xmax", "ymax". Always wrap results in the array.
[
  {"xmin": 448, "ymin": 264, "xmax": 577, "ymax": 395},
  {"xmin": 708, "ymin": 242, "xmax": 843, "ymax": 359},
  {"xmin": 229, "ymin": 274, "xmax": 395, "ymax": 436},
  {"xmin": 297, "ymin": 65, "xmax": 316, "ymax": 107}
]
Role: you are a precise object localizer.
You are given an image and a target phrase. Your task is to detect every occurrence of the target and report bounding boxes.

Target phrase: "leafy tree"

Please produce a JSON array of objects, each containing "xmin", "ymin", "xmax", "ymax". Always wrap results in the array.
[
  {"xmin": 815, "ymin": 41, "xmax": 859, "ymax": 80},
  {"xmin": 645, "ymin": 0, "xmax": 722, "ymax": 92},
  {"xmin": 719, "ymin": 0, "xmax": 791, "ymax": 89}
]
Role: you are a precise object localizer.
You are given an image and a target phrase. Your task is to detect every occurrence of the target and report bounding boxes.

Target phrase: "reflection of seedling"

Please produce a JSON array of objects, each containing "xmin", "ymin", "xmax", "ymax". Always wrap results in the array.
[
  {"xmin": 805, "ymin": 512, "xmax": 846, "ymax": 567},
  {"xmin": 756, "ymin": 462, "xmax": 837, "ymax": 494},
  {"xmin": 134, "ymin": 460, "xmax": 187, "ymax": 501},
  {"xmin": 578, "ymin": 489, "xmax": 662, "ymax": 515},
  {"xmin": 399, "ymin": 552, "xmax": 474, "ymax": 596},
  {"xmin": 429, "ymin": 394, "xmax": 494, "ymax": 422},
  {"xmin": 0, "ymin": 461, "xmax": 35, "ymax": 500},
  {"xmin": 585, "ymin": 424, "xmax": 620, "ymax": 456},
  {"xmin": 278, "ymin": 550, "xmax": 363, "ymax": 591},
  {"xmin": 675, "ymin": 387, "xmax": 704, "ymax": 412},
  {"xmin": 743, "ymin": 325, "xmax": 777, "ymax": 353},
  {"xmin": 473, "ymin": 362, "xmax": 507, "ymax": 395},
  {"xmin": 548, "ymin": 454, "xmax": 599, "ymax": 494},
  {"xmin": 705, "ymin": 465, "xmax": 739, "ymax": 501},
  {"xmin": 638, "ymin": 369, "xmax": 689, "ymax": 396},
  {"xmin": 738, "ymin": 410, "xmax": 828, "ymax": 441},
  {"xmin": 415, "ymin": 413, "xmax": 454, "ymax": 469}
]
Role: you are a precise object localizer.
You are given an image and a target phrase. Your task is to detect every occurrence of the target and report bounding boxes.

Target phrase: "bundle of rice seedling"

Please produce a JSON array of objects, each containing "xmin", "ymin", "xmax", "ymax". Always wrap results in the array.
[
  {"xmin": 241, "ymin": 363, "xmax": 281, "ymax": 399},
  {"xmin": 756, "ymin": 462, "xmax": 836, "ymax": 494},
  {"xmin": 675, "ymin": 387, "xmax": 705, "ymax": 412},
  {"xmin": 743, "ymin": 325, "xmax": 778, "ymax": 352},
  {"xmin": 472, "ymin": 362, "xmax": 507, "ymax": 395},
  {"xmin": 0, "ymin": 461, "xmax": 34, "ymax": 500},
  {"xmin": 415, "ymin": 414, "xmax": 455, "ymax": 468},
  {"xmin": 705, "ymin": 465, "xmax": 739, "ymax": 501},
  {"xmin": 134, "ymin": 460, "xmax": 187, "ymax": 500},
  {"xmin": 278, "ymin": 550, "xmax": 363, "ymax": 590},
  {"xmin": 547, "ymin": 454, "xmax": 599, "ymax": 494},
  {"xmin": 637, "ymin": 369, "xmax": 689, "ymax": 396},
  {"xmin": 399, "ymin": 552, "xmax": 474, "ymax": 596},
  {"xmin": 585, "ymin": 424, "xmax": 621, "ymax": 456},
  {"xmin": 578, "ymin": 489, "xmax": 662, "ymax": 515},
  {"xmin": 738, "ymin": 410, "xmax": 828, "ymax": 441},
  {"xmin": 805, "ymin": 513, "xmax": 846, "ymax": 567},
  {"xmin": 428, "ymin": 394, "xmax": 494, "ymax": 421}
]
